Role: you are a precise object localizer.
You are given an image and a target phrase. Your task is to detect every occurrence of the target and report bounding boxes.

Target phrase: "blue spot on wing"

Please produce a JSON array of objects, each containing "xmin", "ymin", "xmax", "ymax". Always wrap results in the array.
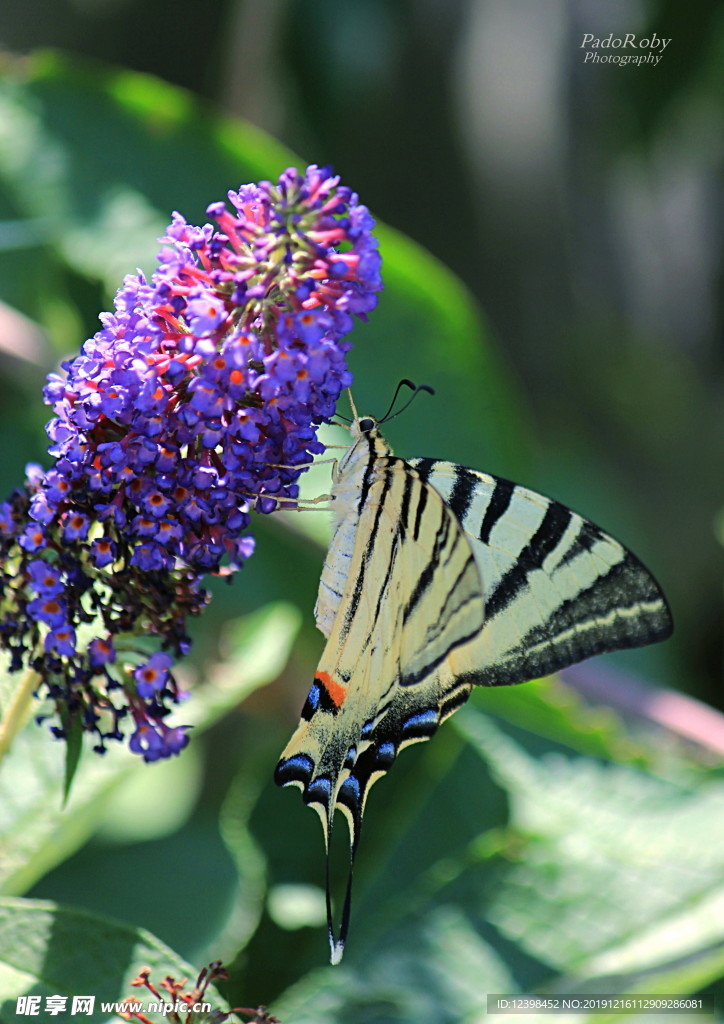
[
  {"xmin": 305, "ymin": 776, "xmax": 332, "ymax": 807},
  {"xmin": 301, "ymin": 682, "xmax": 321, "ymax": 720},
  {"xmin": 275, "ymin": 753, "xmax": 314, "ymax": 787},
  {"xmin": 339, "ymin": 775, "xmax": 361, "ymax": 806},
  {"xmin": 361, "ymin": 718, "xmax": 375, "ymax": 739},
  {"xmin": 375, "ymin": 742, "xmax": 396, "ymax": 767},
  {"xmin": 402, "ymin": 709, "xmax": 438, "ymax": 736}
]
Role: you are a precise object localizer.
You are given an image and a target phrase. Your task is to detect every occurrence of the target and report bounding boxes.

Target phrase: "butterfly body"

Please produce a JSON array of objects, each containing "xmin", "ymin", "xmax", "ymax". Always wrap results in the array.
[
  {"xmin": 276, "ymin": 413, "xmax": 673, "ymax": 963},
  {"xmin": 313, "ymin": 417, "xmax": 393, "ymax": 638}
]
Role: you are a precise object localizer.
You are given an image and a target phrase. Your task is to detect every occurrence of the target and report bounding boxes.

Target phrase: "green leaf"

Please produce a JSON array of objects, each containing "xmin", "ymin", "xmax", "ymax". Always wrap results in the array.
[
  {"xmin": 61, "ymin": 710, "xmax": 83, "ymax": 807},
  {"xmin": 205, "ymin": 602, "xmax": 303, "ymax": 719},
  {"xmin": 0, "ymin": 896, "xmax": 230, "ymax": 1024},
  {"xmin": 552, "ymin": 900, "xmax": 724, "ymax": 1024},
  {"xmin": 457, "ymin": 709, "xmax": 724, "ymax": 974},
  {"xmin": 265, "ymin": 708, "xmax": 722, "ymax": 1020},
  {"xmin": 213, "ymin": 774, "xmax": 268, "ymax": 964},
  {"xmin": 271, "ymin": 904, "xmax": 518, "ymax": 1024},
  {"xmin": 465, "ymin": 675, "xmax": 653, "ymax": 765},
  {"xmin": 0, "ymin": 51, "xmax": 297, "ymax": 296},
  {"xmin": 93, "ymin": 742, "xmax": 205, "ymax": 846},
  {"xmin": 353, "ymin": 223, "xmax": 531, "ymax": 473},
  {"xmin": 0, "ymin": 602, "xmax": 300, "ymax": 895}
]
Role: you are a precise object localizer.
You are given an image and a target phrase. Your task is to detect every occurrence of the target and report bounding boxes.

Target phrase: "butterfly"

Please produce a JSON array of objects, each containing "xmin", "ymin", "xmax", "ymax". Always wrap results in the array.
[{"xmin": 275, "ymin": 386, "xmax": 673, "ymax": 964}]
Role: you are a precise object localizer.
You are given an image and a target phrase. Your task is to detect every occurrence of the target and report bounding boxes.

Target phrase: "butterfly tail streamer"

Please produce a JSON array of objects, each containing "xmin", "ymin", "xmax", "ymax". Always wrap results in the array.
[
  {"xmin": 325, "ymin": 824, "xmax": 358, "ymax": 966},
  {"xmin": 275, "ymin": 746, "xmax": 361, "ymax": 964}
]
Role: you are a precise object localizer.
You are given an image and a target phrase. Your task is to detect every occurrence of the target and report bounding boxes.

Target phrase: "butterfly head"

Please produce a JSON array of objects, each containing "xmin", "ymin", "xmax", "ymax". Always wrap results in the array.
[
  {"xmin": 336, "ymin": 415, "xmax": 391, "ymax": 481},
  {"xmin": 350, "ymin": 415, "xmax": 378, "ymax": 439}
]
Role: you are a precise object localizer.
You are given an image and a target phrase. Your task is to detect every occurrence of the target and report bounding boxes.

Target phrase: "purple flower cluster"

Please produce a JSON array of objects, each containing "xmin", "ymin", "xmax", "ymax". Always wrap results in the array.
[{"xmin": 0, "ymin": 165, "xmax": 382, "ymax": 761}]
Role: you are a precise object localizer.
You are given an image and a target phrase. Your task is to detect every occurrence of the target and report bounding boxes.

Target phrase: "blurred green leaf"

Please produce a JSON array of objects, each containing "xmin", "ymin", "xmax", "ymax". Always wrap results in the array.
[
  {"xmin": 0, "ymin": 896, "xmax": 227, "ymax": 1024},
  {"xmin": 465, "ymin": 675, "xmax": 652, "ymax": 765},
  {"xmin": 458, "ymin": 710, "xmax": 724, "ymax": 972},
  {"xmin": 0, "ymin": 602, "xmax": 299, "ymax": 895},
  {"xmin": 263, "ymin": 709, "xmax": 723, "ymax": 1021},
  {"xmin": 272, "ymin": 905, "xmax": 518, "ymax": 1024},
  {"xmin": 554, "ymin": 909, "xmax": 724, "ymax": 1022},
  {"xmin": 210, "ymin": 603, "xmax": 303, "ymax": 715},
  {"xmin": 213, "ymin": 774, "xmax": 268, "ymax": 965},
  {"xmin": 0, "ymin": 51, "xmax": 296, "ymax": 296},
  {"xmin": 61, "ymin": 709, "xmax": 83, "ymax": 806},
  {"xmin": 0, "ymin": 50, "xmax": 528, "ymax": 472},
  {"xmin": 94, "ymin": 742, "xmax": 204, "ymax": 845},
  {"xmin": 357, "ymin": 223, "xmax": 531, "ymax": 471}
]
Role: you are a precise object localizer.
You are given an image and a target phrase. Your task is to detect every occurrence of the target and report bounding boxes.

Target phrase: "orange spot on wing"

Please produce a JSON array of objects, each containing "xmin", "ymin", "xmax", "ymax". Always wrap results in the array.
[{"xmin": 315, "ymin": 671, "xmax": 347, "ymax": 708}]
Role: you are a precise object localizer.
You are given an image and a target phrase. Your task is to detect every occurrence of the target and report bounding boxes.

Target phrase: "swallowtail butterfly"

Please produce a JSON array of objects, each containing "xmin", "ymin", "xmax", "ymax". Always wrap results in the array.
[{"xmin": 275, "ymin": 391, "xmax": 673, "ymax": 963}]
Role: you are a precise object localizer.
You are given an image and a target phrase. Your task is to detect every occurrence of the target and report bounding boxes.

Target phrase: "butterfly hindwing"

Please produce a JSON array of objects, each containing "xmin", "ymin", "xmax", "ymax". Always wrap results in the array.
[
  {"xmin": 277, "ymin": 457, "xmax": 484, "ymax": 822},
  {"xmin": 275, "ymin": 457, "xmax": 484, "ymax": 961}
]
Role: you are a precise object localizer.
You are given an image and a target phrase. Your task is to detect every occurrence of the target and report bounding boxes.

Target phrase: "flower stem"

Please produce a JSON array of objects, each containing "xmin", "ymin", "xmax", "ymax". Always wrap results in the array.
[{"xmin": 0, "ymin": 666, "xmax": 40, "ymax": 764}]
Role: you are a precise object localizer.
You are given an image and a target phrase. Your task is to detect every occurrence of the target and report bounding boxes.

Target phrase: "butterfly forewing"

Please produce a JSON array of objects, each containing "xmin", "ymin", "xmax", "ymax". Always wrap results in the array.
[{"xmin": 409, "ymin": 459, "xmax": 673, "ymax": 685}]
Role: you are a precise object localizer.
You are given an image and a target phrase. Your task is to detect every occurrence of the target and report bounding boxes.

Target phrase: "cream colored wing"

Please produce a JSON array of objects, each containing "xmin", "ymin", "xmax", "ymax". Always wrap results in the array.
[
  {"xmin": 407, "ymin": 458, "xmax": 673, "ymax": 684},
  {"xmin": 275, "ymin": 456, "xmax": 484, "ymax": 962}
]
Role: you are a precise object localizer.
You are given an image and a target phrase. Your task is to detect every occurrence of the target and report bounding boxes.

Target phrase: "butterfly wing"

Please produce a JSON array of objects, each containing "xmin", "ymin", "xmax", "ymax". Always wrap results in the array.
[
  {"xmin": 408, "ymin": 459, "xmax": 673, "ymax": 686},
  {"xmin": 275, "ymin": 456, "xmax": 484, "ymax": 962}
]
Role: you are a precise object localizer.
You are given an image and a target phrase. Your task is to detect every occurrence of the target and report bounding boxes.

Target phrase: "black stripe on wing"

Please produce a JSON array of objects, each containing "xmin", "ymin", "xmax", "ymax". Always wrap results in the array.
[
  {"xmin": 344, "ymin": 467, "xmax": 394, "ymax": 633},
  {"xmin": 485, "ymin": 501, "xmax": 573, "ymax": 620},
  {"xmin": 479, "ymin": 477, "xmax": 515, "ymax": 543},
  {"xmin": 398, "ymin": 470, "xmax": 415, "ymax": 541},
  {"xmin": 413, "ymin": 481, "xmax": 429, "ymax": 541},
  {"xmin": 410, "ymin": 457, "xmax": 436, "ymax": 484},
  {"xmin": 482, "ymin": 550, "xmax": 673, "ymax": 686},
  {"xmin": 403, "ymin": 503, "xmax": 452, "ymax": 621},
  {"xmin": 400, "ymin": 572, "xmax": 482, "ymax": 689},
  {"xmin": 555, "ymin": 518, "xmax": 606, "ymax": 567},
  {"xmin": 447, "ymin": 464, "xmax": 477, "ymax": 521},
  {"xmin": 356, "ymin": 432, "xmax": 379, "ymax": 513}
]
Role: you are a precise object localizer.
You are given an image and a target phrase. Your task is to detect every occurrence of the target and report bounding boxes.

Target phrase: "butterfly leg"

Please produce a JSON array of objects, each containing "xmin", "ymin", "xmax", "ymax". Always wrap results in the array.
[
  {"xmin": 273, "ymin": 497, "xmax": 334, "ymax": 512},
  {"xmin": 259, "ymin": 456, "xmax": 342, "ymax": 469},
  {"xmin": 240, "ymin": 491, "xmax": 335, "ymax": 511}
]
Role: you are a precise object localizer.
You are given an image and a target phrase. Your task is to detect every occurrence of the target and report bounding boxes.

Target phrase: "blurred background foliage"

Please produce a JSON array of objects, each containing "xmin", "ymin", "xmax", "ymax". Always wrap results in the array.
[{"xmin": 0, "ymin": 1, "xmax": 722, "ymax": 1022}]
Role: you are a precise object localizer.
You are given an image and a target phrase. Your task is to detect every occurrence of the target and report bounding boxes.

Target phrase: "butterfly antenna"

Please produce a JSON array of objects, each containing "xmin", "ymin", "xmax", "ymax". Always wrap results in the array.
[
  {"xmin": 380, "ymin": 381, "xmax": 435, "ymax": 424},
  {"xmin": 377, "ymin": 379, "xmax": 415, "ymax": 423},
  {"xmin": 347, "ymin": 388, "xmax": 359, "ymax": 422}
]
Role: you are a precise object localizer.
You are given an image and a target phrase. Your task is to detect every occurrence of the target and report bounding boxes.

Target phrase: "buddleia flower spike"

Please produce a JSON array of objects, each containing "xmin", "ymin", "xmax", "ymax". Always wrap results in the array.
[{"xmin": 0, "ymin": 166, "xmax": 382, "ymax": 766}]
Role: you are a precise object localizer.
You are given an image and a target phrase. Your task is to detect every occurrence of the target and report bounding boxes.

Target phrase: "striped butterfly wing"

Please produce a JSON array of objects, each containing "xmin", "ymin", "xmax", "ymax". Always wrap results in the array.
[
  {"xmin": 275, "ymin": 456, "xmax": 484, "ymax": 963},
  {"xmin": 408, "ymin": 459, "xmax": 673, "ymax": 686}
]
